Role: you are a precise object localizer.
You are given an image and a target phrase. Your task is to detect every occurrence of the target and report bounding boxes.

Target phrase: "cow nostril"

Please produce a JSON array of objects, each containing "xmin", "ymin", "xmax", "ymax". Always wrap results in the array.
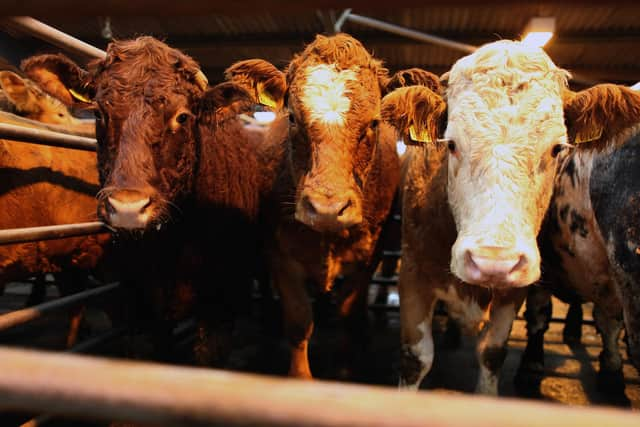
[
  {"xmin": 337, "ymin": 199, "xmax": 352, "ymax": 217},
  {"xmin": 140, "ymin": 198, "xmax": 152, "ymax": 213},
  {"xmin": 302, "ymin": 196, "xmax": 317, "ymax": 215},
  {"xmin": 510, "ymin": 254, "xmax": 528, "ymax": 273}
]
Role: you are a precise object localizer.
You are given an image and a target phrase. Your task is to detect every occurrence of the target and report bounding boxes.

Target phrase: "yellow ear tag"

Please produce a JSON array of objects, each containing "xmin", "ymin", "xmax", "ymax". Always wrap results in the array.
[
  {"xmin": 409, "ymin": 124, "xmax": 432, "ymax": 144},
  {"xmin": 257, "ymin": 83, "xmax": 277, "ymax": 108},
  {"xmin": 68, "ymin": 88, "xmax": 92, "ymax": 104},
  {"xmin": 574, "ymin": 126, "xmax": 603, "ymax": 144}
]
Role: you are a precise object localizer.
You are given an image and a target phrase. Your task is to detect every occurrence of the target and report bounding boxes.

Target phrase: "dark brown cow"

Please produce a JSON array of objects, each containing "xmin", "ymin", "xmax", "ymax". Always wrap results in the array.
[
  {"xmin": 0, "ymin": 70, "xmax": 107, "ymax": 347},
  {"xmin": 25, "ymin": 37, "xmax": 276, "ymax": 365},
  {"xmin": 225, "ymin": 34, "xmax": 427, "ymax": 378},
  {"xmin": 519, "ymin": 84, "xmax": 640, "ymax": 394}
]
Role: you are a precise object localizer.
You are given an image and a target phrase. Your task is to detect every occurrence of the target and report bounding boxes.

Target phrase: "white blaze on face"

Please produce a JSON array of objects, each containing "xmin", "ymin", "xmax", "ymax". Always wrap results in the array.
[{"xmin": 301, "ymin": 64, "xmax": 358, "ymax": 125}]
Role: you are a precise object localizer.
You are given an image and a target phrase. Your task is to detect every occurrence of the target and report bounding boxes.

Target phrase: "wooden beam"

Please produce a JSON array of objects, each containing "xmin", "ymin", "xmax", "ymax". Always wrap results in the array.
[{"xmin": 1, "ymin": 346, "xmax": 640, "ymax": 427}]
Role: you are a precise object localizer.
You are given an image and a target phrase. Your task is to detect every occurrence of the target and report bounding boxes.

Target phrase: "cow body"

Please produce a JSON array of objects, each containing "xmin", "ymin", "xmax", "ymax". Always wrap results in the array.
[
  {"xmin": 226, "ymin": 34, "xmax": 410, "ymax": 378},
  {"xmin": 0, "ymin": 70, "xmax": 106, "ymax": 347},
  {"xmin": 25, "ymin": 38, "xmax": 277, "ymax": 364},
  {"xmin": 521, "ymin": 86, "xmax": 640, "ymax": 388},
  {"xmin": 384, "ymin": 41, "xmax": 573, "ymax": 394}
]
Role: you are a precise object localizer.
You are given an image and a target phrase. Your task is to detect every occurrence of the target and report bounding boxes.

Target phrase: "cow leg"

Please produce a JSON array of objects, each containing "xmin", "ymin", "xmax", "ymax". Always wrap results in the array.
[
  {"xmin": 563, "ymin": 302, "xmax": 583, "ymax": 345},
  {"xmin": 25, "ymin": 275, "xmax": 48, "ymax": 307},
  {"xmin": 476, "ymin": 288, "xmax": 526, "ymax": 395},
  {"xmin": 274, "ymin": 260, "xmax": 313, "ymax": 379},
  {"xmin": 519, "ymin": 285, "xmax": 552, "ymax": 374},
  {"xmin": 593, "ymin": 305, "xmax": 625, "ymax": 392},
  {"xmin": 336, "ymin": 265, "xmax": 374, "ymax": 379},
  {"xmin": 398, "ymin": 263, "xmax": 436, "ymax": 390}
]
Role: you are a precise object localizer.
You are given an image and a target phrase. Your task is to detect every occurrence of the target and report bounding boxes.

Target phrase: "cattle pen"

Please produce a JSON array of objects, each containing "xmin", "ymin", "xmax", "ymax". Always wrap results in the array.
[{"xmin": 1, "ymin": 7, "xmax": 640, "ymax": 427}]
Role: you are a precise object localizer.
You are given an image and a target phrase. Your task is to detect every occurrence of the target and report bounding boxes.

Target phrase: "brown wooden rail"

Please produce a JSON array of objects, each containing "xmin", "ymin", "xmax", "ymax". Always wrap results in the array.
[{"xmin": 1, "ymin": 346, "xmax": 639, "ymax": 427}]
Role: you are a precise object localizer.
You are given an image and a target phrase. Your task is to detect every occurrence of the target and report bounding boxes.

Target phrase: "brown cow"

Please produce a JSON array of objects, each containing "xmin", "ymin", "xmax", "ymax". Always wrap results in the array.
[
  {"xmin": 25, "ymin": 37, "xmax": 277, "ymax": 365},
  {"xmin": 519, "ymin": 84, "xmax": 640, "ymax": 394},
  {"xmin": 224, "ymin": 34, "xmax": 442, "ymax": 379},
  {"xmin": 0, "ymin": 70, "xmax": 107, "ymax": 347},
  {"xmin": 383, "ymin": 40, "xmax": 576, "ymax": 394}
]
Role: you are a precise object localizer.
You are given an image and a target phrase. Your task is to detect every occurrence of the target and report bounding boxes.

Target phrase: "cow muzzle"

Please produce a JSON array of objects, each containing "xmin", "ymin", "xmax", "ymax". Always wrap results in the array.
[
  {"xmin": 295, "ymin": 190, "xmax": 362, "ymax": 232},
  {"xmin": 451, "ymin": 242, "xmax": 540, "ymax": 288},
  {"xmin": 103, "ymin": 190, "xmax": 154, "ymax": 230}
]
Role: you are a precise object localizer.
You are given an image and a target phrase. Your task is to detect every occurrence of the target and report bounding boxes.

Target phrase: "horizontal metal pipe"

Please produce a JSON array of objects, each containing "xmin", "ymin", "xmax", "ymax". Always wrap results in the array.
[
  {"xmin": 0, "ymin": 123, "xmax": 97, "ymax": 152},
  {"xmin": 0, "ymin": 282, "xmax": 119, "ymax": 332},
  {"xmin": 5, "ymin": 17, "xmax": 106, "ymax": 59},
  {"xmin": 346, "ymin": 13, "xmax": 477, "ymax": 53},
  {"xmin": 1, "ymin": 346, "xmax": 639, "ymax": 427},
  {"xmin": 0, "ymin": 222, "xmax": 108, "ymax": 246}
]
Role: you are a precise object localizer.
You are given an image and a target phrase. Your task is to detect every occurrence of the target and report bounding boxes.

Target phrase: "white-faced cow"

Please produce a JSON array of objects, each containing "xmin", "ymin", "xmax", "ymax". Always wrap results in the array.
[
  {"xmin": 382, "ymin": 40, "xmax": 573, "ymax": 394},
  {"xmin": 224, "ymin": 34, "xmax": 444, "ymax": 379},
  {"xmin": 519, "ymin": 84, "xmax": 640, "ymax": 394},
  {"xmin": 25, "ymin": 38, "xmax": 274, "ymax": 365}
]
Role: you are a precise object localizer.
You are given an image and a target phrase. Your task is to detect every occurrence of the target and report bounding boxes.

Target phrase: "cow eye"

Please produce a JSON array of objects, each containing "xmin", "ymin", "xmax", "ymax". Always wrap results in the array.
[
  {"xmin": 176, "ymin": 113, "xmax": 189, "ymax": 124},
  {"xmin": 551, "ymin": 143, "xmax": 569, "ymax": 158},
  {"xmin": 370, "ymin": 119, "xmax": 379, "ymax": 130},
  {"xmin": 447, "ymin": 139, "xmax": 457, "ymax": 154},
  {"xmin": 288, "ymin": 112, "xmax": 296, "ymax": 125}
]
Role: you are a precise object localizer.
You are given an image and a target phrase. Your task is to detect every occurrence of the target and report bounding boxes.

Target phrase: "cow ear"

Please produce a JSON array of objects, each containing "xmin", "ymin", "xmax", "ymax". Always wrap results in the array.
[
  {"xmin": 564, "ymin": 84, "xmax": 640, "ymax": 148},
  {"xmin": 224, "ymin": 59, "xmax": 286, "ymax": 110},
  {"xmin": 385, "ymin": 68, "xmax": 442, "ymax": 95},
  {"xmin": 20, "ymin": 53, "xmax": 93, "ymax": 108},
  {"xmin": 0, "ymin": 71, "xmax": 38, "ymax": 113},
  {"xmin": 381, "ymin": 86, "xmax": 447, "ymax": 146},
  {"xmin": 199, "ymin": 81, "xmax": 254, "ymax": 124}
]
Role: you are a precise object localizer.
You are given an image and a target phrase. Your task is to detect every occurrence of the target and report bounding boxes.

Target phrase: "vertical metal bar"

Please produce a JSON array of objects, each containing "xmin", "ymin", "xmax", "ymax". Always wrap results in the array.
[{"xmin": 4, "ymin": 17, "xmax": 106, "ymax": 59}]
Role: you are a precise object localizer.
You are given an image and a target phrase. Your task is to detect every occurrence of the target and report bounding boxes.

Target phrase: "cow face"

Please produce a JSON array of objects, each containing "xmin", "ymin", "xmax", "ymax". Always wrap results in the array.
[
  {"xmin": 445, "ymin": 41, "xmax": 571, "ymax": 288},
  {"xmin": 0, "ymin": 70, "xmax": 86, "ymax": 128},
  {"xmin": 227, "ymin": 34, "xmax": 411, "ymax": 233},
  {"xmin": 23, "ymin": 39, "xmax": 210, "ymax": 232}
]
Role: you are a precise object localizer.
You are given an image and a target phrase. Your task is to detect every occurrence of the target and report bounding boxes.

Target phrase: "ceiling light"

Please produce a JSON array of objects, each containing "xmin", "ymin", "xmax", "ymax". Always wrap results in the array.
[{"xmin": 522, "ymin": 17, "xmax": 555, "ymax": 48}]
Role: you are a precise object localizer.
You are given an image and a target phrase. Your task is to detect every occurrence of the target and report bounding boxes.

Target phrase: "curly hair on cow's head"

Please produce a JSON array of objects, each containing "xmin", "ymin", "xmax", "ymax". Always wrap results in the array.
[
  {"xmin": 286, "ymin": 33, "xmax": 389, "ymax": 90},
  {"xmin": 88, "ymin": 36, "xmax": 208, "ymax": 103}
]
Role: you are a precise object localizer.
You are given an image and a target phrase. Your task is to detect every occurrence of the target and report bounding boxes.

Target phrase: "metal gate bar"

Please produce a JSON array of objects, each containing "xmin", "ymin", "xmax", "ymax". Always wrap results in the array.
[
  {"xmin": 1, "ymin": 346, "xmax": 639, "ymax": 427},
  {"xmin": 0, "ymin": 282, "xmax": 120, "ymax": 332},
  {"xmin": 0, "ymin": 222, "xmax": 108, "ymax": 246},
  {"xmin": 0, "ymin": 123, "xmax": 97, "ymax": 152},
  {"xmin": 4, "ymin": 17, "xmax": 106, "ymax": 60}
]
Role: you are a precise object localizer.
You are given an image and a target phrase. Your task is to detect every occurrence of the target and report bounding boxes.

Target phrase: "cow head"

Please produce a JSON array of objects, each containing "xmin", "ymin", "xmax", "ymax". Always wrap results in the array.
[
  {"xmin": 227, "ymin": 34, "xmax": 416, "ymax": 233},
  {"xmin": 24, "ymin": 37, "xmax": 250, "ymax": 232},
  {"xmin": 0, "ymin": 69, "xmax": 89, "ymax": 129},
  {"xmin": 442, "ymin": 40, "xmax": 572, "ymax": 288}
]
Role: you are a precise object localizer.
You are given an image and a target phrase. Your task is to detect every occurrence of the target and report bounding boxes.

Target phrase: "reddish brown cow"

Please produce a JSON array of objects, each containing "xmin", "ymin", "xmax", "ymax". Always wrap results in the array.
[
  {"xmin": 0, "ymin": 69, "xmax": 107, "ymax": 347},
  {"xmin": 225, "ymin": 34, "xmax": 442, "ymax": 379},
  {"xmin": 25, "ymin": 38, "xmax": 277, "ymax": 365}
]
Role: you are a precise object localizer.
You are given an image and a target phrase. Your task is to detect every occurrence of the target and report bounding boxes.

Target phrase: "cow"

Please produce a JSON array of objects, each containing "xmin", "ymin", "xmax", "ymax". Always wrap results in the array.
[
  {"xmin": 381, "ymin": 40, "xmax": 576, "ymax": 394},
  {"xmin": 518, "ymin": 84, "xmax": 640, "ymax": 394},
  {"xmin": 24, "ymin": 37, "xmax": 278, "ymax": 365},
  {"xmin": 0, "ymin": 69, "xmax": 107, "ymax": 347},
  {"xmin": 222, "ymin": 34, "xmax": 445, "ymax": 379}
]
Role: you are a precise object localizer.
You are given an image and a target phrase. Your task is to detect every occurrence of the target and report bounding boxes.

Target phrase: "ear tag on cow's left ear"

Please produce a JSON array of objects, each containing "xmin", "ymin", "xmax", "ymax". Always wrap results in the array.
[
  {"xmin": 574, "ymin": 126, "xmax": 603, "ymax": 144},
  {"xmin": 408, "ymin": 124, "xmax": 432, "ymax": 145},
  {"xmin": 257, "ymin": 83, "xmax": 277, "ymax": 108},
  {"xmin": 68, "ymin": 88, "xmax": 92, "ymax": 104}
]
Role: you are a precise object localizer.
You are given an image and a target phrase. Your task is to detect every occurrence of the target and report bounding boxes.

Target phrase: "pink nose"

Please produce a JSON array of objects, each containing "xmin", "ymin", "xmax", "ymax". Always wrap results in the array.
[
  {"xmin": 463, "ymin": 246, "xmax": 527, "ymax": 286},
  {"xmin": 104, "ymin": 190, "xmax": 152, "ymax": 229}
]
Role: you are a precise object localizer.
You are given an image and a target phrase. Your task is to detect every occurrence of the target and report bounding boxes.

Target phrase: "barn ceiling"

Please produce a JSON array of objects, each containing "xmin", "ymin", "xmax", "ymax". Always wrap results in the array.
[{"xmin": 2, "ymin": 2, "xmax": 640, "ymax": 86}]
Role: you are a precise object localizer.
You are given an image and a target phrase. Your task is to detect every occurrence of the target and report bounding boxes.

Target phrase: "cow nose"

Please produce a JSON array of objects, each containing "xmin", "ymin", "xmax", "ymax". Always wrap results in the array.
[
  {"xmin": 105, "ymin": 190, "xmax": 152, "ymax": 230},
  {"xmin": 464, "ymin": 246, "xmax": 527, "ymax": 286},
  {"xmin": 296, "ymin": 191, "xmax": 362, "ymax": 232}
]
